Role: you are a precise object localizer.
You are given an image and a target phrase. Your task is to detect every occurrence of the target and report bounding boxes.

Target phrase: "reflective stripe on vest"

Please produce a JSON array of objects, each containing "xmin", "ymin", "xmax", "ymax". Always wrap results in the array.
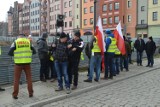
[
  {"xmin": 50, "ymin": 56, "xmax": 54, "ymax": 61},
  {"xmin": 92, "ymin": 37, "xmax": 101, "ymax": 52},
  {"xmin": 14, "ymin": 38, "xmax": 32, "ymax": 64},
  {"xmin": 107, "ymin": 37, "xmax": 117, "ymax": 53},
  {"xmin": 81, "ymin": 52, "xmax": 84, "ymax": 60}
]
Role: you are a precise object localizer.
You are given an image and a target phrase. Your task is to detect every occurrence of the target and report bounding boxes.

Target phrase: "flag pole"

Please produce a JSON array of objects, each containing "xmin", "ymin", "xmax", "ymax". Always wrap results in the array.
[{"xmin": 94, "ymin": 0, "xmax": 97, "ymax": 33}]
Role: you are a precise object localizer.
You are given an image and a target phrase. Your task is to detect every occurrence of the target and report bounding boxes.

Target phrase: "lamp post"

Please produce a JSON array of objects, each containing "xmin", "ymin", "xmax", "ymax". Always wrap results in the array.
[{"xmin": 94, "ymin": 0, "xmax": 97, "ymax": 33}]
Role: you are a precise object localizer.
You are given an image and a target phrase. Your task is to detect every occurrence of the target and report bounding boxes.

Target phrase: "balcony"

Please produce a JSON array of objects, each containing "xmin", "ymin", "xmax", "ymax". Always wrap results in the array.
[
  {"xmin": 136, "ymin": 24, "xmax": 148, "ymax": 29},
  {"xmin": 42, "ymin": 4, "xmax": 47, "ymax": 10}
]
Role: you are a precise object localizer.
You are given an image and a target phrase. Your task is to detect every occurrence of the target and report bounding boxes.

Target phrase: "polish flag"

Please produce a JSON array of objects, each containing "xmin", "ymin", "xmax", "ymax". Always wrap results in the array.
[
  {"xmin": 113, "ymin": 22, "xmax": 126, "ymax": 55},
  {"xmin": 95, "ymin": 16, "xmax": 106, "ymax": 71}
]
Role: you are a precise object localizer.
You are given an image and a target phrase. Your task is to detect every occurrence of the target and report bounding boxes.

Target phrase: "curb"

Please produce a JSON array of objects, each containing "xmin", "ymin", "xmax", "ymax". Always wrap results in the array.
[{"xmin": 23, "ymin": 66, "xmax": 160, "ymax": 107}]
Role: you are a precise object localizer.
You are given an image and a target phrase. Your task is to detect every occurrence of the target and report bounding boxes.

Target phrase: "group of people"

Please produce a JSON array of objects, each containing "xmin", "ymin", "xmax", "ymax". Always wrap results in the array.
[{"xmin": 0, "ymin": 29, "xmax": 157, "ymax": 99}]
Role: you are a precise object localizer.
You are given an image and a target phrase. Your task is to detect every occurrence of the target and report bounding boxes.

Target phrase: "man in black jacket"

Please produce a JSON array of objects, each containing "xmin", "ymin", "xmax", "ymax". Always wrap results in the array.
[
  {"xmin": 68, "ymin": 31, "xmax": 84, "ymax": 90},
  {"xmin": 145, "ymin": 36, "xmax": 156, "ymax": 67},
  {"xmin": 37, "ymin": 32, "xmax": 49, "ymax": 82},
  {"xmin": 134, "ymin": 36, "xmax": 145, "ymax": 66}
]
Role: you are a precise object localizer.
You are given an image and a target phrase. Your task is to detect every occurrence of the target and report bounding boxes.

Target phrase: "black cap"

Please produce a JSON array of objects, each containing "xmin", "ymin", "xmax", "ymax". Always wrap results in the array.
[
  {"xmin": 149, "ymin": 36, "xmax": 153, "ymax": 41},
  {"xmin": 74, "ymin": 31, "xmax": 81, "ymax": 38},
  {"xmin": 60, "ymin": 32, "xmax": 67, "ymax": 38},
  {"xmin": 42, "ymin": 32, "xmax": 48, "ymax": 39}
]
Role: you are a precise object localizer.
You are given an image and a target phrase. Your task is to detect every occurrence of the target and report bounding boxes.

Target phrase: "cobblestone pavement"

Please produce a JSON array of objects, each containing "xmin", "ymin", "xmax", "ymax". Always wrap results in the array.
[
  {"xmin": 0, "ymin": 58, "xmax": 160, "ymax": 107},
  {"xmin": 43, "ymin": 68, "xmax": 160, "ymax": 107}
]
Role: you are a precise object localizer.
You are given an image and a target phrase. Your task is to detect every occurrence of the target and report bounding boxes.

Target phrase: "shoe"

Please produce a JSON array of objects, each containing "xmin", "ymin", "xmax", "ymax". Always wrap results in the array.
[
  {"xmin": 55, "ymin": 87, "xmax": 63, "ymax": 91},
  {"xmin": 40, "ymin": 79, "xmax": 46, "ymax": 82},
  {"xmin": 84, "ymin": 79, "xmax": 92, "ymax": 83},
  {"xmin": 66, "ymin": 88, "xmax": 71, "ymax": 94},
  {"xmin": 150, "ymin": 65, "xmax": 153, "ymax": 67},
  {"xmin": 12, "ymin": 96, "xmax": 18, "ymax": 99},
  {"xmin": 140, "ymin": 64, "xmax": 143, "ymax": 66},
  {"xmin": 0, "ymin": 87, "xmax": 5, "ymax": 91},
  {"xmin": 146, "ymin": 65, "xmax": 149, "ymax": 67},
  {"xmin": 94, "ymin": 78, "xmax": 99, "ymax": 82},
  {"xmin": 29, "ymin": 94, "xmax": 33, "ymax": 98},
  {"xmin": 50, "ymin": 78, "xmax": 56, "ymax": 82},
  {"xmin": 71, "ymin": 85, "xmax": 77, "ymax": 90},
  {"xmin": 109, "ymin": 76, "xmax": 113, "ymax": 79}
]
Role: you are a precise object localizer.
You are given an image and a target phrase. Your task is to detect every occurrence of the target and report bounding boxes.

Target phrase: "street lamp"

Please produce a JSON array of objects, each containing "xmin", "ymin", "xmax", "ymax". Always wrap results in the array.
[{"xmin": 94, "ymin": 0, "xmax": 97, "ymax": 33}]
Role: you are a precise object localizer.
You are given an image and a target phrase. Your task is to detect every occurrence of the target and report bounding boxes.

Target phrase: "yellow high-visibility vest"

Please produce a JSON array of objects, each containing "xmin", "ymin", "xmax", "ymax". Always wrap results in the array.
[
  {"xmin": 0, "ymin": 46, "xmax": 1, "ymax": 55},
  {"xmin": 14, "ymin": 38, "xmax": 32, "ymax": 64},
  {"xmin": 107, "ymin": 37, "xmax": 117, "ymax": 53},
  {"xmin": 92, "ymin": 37, "xmax": 101, "ymax": 53},
  {"xmin": 50, "ymin": 55, "xmax": 54, "ymax": 61},
  {"xmin": 81, "ymin": 52, "xmax": 84, "ymax": 60}
]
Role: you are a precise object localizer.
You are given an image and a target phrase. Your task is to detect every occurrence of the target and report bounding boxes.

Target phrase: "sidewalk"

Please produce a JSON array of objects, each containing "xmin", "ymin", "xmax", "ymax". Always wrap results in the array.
[{"xmin": 0, "ymin": 58, "xmax": 160, "ymax": 107}]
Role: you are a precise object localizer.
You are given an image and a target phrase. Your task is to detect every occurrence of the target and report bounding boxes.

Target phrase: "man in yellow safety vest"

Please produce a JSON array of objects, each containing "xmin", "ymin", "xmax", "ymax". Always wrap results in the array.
[{"xmin": 8, "ymin": 34, "xmax": 36, "ymax": 99}]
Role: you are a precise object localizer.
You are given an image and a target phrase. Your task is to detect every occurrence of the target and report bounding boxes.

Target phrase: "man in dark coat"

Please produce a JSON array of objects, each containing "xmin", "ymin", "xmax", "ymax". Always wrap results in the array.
[
  {"xmin": 134, "ymin": 36, "xmax": 145, "ymax": 66},
  {"xmin": 37, "ymin": 32, "xmax": 49, "ymax": 82},
  {"xmin": 145, "ymin": 36, "xmax": 156, "ymax": 67}
]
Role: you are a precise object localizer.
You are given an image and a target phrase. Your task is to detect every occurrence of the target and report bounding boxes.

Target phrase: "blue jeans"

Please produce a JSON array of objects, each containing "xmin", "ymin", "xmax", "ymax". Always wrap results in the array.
[
  {"xmin": 120, "ymin": 56, "xmax": 128, "ymax": 70},
  {"xmin": 114, "ymin": 57, "xmax": 120, "ymax": 74},
  {"xmin": 137, "ymin": 51, "xmax": 143, "ymax": 65},
  {"xmin": 54, "ymin": 61, "xmax": 70, "ymax": 88},
  {"xmin": 147, "ymin": 54, "xmax": 154, "ymax": 66},
  {"xmin": 89, "ymin": 55, "xmax": 102, "ymax": 80}
]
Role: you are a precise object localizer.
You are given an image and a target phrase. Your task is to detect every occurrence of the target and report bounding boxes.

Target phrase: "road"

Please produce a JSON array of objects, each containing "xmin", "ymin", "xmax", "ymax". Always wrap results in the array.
[{"xmin": 43, "ymin": 68, "xmax": 160, "ymax": 107}]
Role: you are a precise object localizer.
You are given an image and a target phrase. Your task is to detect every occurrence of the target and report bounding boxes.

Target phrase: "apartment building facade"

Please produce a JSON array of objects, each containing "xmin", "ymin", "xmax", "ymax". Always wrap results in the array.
[
  {"xmin": 81, "ymin": 0, "xmax": 94, "ymax": 35},
  {"xmin": 148, "ymin": 0, "xmax": 160, "ymax": 38},
  {"xmin": 136, "ymin": 0, "xmax": 148, "ymax": 38},
  {"xmin": 30, "ymin": 0, "xmax": 41, "ymax": 36},
  {"xmin": 99, "ymin": 0, "xmax": 125, "ymax": 32}
]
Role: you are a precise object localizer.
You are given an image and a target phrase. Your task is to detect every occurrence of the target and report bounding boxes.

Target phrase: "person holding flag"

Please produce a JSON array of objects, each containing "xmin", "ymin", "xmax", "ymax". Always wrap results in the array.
[{"xmin": 84, "ymin": 16, "xmax": 105, "ymax": 82}]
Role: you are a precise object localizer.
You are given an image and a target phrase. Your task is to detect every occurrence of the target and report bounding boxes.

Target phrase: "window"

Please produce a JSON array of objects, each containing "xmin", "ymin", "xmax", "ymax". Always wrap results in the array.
[
  {"xmin": 141, "ymin": 6, "xmax": 145, "ymax": 11},
  {"xmin": 128, "ymin": 0, "xmax": 131, "ymax": 8},
  {"xmin": 65, "ymin": 22, "xmax": 67, "ymax": 28},
  {"xmin": 109, "ymin": 17, "xmax": 112, "ymax": 24},
  {"xmin": 141, "ymin": 20, "xmax": 144, "ymax": 24},
  {"xmin": 84, "ymin": 19, "xmax": 87, "ymax": 25},
  {"xmin": 77, "ymin": 4, "xmax": 79, "ymax": 8},
  {"xmin": 114, "ymin": 16, "xmax": 119, "ymax": 24},
  {"xmin": 84, "ymin": 0, "xmax": 87, "ymax": 3},
  {"xmin": 84, "ymin": 8, "xmax": 87, "ymax": 14},
  {"xmin": 77, "ymin": 15, "xmax": 79, "ymax": 19},
  {"xmin": 64, "ymin": 12, "xmax": 67, "ymax": 18},
  {"xmin": 69, "ymin": 1, "xmax": 72, "ymax": 7},
  {"xmin": 64, "ymin": 2, "xmax": 67, "ymax": 8},
  {"xmin": 90, "ymin": 6, "xmax": 94, "ymax": 13},
  {"xmin": 90, "ymin": 18, "xmax": 93, "ymax": 24},
  {"xmin": 102, "ymin": 18, "xmax": 107, "ymax": 25},
  {"xmin": 109, "ymin": 3, "xmax": 112, "ymax": 11},
  {"xmin": 128, "ymin": 15, "xmax": 131, "ymax": 22},
  {"xmin": 114, "ymin": 2, "xmax": 119, "ymax": 10},
  {"xmin": 153, "ymin": 0, "xmax": 158, "ymax": 4},
  {"xmin": 69, "ymin": 21, "xmax": 72, "ymax": 27},
  {"xmin": 153, "ymin": 12, "xmax": 158, "ymax": 21},
  {"xmin": 69, "ymin": 11, "xmax": 72, "ymax": 17},
  {"xmin": 103, "ymin": 4, "xmax": 107, "ymax": 12}
]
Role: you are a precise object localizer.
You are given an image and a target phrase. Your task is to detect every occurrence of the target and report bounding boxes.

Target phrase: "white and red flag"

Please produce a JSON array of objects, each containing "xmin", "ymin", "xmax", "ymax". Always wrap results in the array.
[
  {"xmin": 113, "ymin": 22, "xmax": 126, "ymax": 55},
  {"xmin": 95, "ymin": 16, "xmax": 106, "ymax": 71}
]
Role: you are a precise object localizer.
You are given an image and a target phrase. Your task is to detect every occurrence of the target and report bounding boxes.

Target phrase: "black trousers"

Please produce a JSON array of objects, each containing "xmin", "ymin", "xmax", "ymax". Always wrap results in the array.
[
  {"xmin": 40, "ymin": 59, "xmax": 48, "ymax": 80},
  {"xmin": 68, "ymin": 59, "xmax": 80, "ymax": 86}
]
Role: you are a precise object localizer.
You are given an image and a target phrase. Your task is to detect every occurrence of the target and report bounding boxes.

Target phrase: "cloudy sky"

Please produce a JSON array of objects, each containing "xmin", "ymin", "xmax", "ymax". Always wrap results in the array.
[{"xmin": 0, "ymin": 0, "xmax": 24, "ymax": 22}]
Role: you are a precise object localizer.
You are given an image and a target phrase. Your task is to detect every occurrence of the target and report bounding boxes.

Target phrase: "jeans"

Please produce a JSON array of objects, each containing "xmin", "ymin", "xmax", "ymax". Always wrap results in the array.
[
  {"xmin": 54, "ymin": 61, "xmax": 70, "ymax": 88},
  {"xmin": 120, "ymin": 56, "xmax": 128, "ymax": 70},
  {"xmin": 114, "ymin": 57, "xmax": 120, "ymax": 74},
  {"xmin": 147, "ymin": 54, "xmax": 154, "ymax": 66},
  {"xmin": 40, "ymin": 59, "xmax": 48, "ymax": 80},
  {"xmin": 104, "ymin": 53, "xmax": 114, "ymax": 78},
  {"xmin": 136, "ymin": 51, "xmax": 143, "ymax": 65},
  {"xmin": 68, "ymin": 59, "xmax": 80, "ymax": 86},
  {"xmin": 128, "ymin": 52, "xmax": 132, "ymax": 63},
  {"xmin": 88, "ymin": 55, "xmax": 102, "ymax": 80},
  {"xmin": 49, "ymin": 61, "xmax": 57, "ymax": 79}
]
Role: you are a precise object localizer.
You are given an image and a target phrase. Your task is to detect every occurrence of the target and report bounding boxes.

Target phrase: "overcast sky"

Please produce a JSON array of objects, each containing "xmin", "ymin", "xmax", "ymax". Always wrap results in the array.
[{"xmin": 0, "ymin": 0, "xmax": 24, "ymax": 22}]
